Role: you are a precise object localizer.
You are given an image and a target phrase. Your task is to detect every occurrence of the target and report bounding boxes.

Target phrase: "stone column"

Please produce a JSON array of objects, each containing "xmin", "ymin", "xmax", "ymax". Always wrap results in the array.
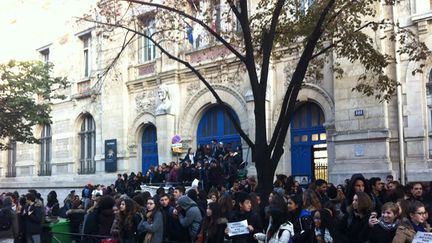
[{"xmin": 156, "ymin": 113, "xmax": 176, "ymax": 164}]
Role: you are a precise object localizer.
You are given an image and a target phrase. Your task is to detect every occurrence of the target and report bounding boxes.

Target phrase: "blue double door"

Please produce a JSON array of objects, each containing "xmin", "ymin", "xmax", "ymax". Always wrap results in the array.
[
  {"xmin": 142, "ymin": 124, "xmax": 159, "ymax": 173},
  {"xmin": 197, "ymin": 105, "xmax": 241, "ymax": 152},
  {"xmin": 291, "ymin": 102, "xmax": 327, "ymax": 181}
]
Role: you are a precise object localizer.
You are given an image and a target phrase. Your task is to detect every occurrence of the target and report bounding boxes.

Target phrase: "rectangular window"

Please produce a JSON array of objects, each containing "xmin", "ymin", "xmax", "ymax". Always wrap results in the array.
[
  {"xmin": 213, "ymin": 0, "xmax": 221, "ymax": 33},
  {"xmin": 40, "ymin": 49, "xmax": 49, "ymax": 63},
  {"xmin": 300, "ymin": 0, "xmax": 314, "ymax": 12},
  {"xmin": 235, "ymin": 0, "xmax": 242, "ymax": 33},
  {"xmin": 7, "ymin": 140, "xmax": 16, "ymax": 177},
  {"xmin": 81, "ymin": 35, "xmax": 91, "ymax": 78},
  {"xmin": 139, "ymin": 19, "xmax": 156, "ymax": 63}
]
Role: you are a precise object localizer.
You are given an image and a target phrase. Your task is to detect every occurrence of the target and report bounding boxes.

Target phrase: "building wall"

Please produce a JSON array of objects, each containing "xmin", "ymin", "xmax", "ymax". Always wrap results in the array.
[{"xmin": 1, "ymin": 1, "xmax": 432, "ymax": 195}]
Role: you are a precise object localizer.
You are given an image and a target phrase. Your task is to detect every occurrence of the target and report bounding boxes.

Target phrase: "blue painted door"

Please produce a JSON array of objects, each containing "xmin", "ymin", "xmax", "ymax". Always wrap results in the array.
[
  {"xmin": 142, "ymin": 124, "xmax": 159, "ymax": 173},
  {"xmin": 197, "ymin": 106, "xmax": 241, "ymax": 151},
  {"xmin": 291, "ymin": 102, "xmax": 326, "ymax": 180}
]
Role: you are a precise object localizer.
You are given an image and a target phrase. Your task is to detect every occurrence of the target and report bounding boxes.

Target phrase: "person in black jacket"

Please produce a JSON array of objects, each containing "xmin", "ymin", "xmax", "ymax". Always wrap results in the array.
[
  {"xmin": 340, "ymin": 192, "xmax": 373, "ymax": 243},
  {"xmin": 82, "ymin": 196, "xmax": 115, "ymax": 243},
  {"xmin": 114, "ymin": 174, "xmax": 126, "ymax": 194},
  {"xmin": 368, "ymin": 202, "xmax": 399, "ymax": 243},
  {"xmin": 200, "ymin": 202, "xmax": 228, "ymax": 243},
  {"xmin": 45, "ymin": 191, "xmax": 59, "ymax": 217},
  {"xmin": 23, "ymin": 192, "xmax": 43, "ymax": 243},
  {"xmin": 226, "ymin": 192, "xmax": 263, "ymax": 243},
  {"xmin": 287, "ymin": 195, "xmax": 304, "ymax": 243}
]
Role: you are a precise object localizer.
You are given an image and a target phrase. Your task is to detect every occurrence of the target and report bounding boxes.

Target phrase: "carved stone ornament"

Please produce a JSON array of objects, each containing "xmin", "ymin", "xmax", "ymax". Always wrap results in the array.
[
  {"xmin": 187, "ymin": 81, "xmax": 201, "ymax": 97},
  {"xmin": 135, "ymin": 90, "xmax": 156, "ymax": 113},
  {"xmin": 283, "ymin": 61, "xmax": 322, "ymax": 87},
  {"xmin": 155, "ymin": 84, "xmax": 172, "ymax": 115}
]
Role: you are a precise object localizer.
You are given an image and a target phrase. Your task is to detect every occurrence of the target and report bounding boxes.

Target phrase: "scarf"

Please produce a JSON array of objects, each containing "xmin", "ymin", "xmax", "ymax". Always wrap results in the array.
[
  {"xmin": 314, "ymin": 228, "xmax": 333, "ymax": 243},
  {"xmin": 410, "ymin": 220, "xmax": 426, "ymax": 232},
  {"xmin": 378, "ymin": 218, "xmax": 399, "ymax": 231}
]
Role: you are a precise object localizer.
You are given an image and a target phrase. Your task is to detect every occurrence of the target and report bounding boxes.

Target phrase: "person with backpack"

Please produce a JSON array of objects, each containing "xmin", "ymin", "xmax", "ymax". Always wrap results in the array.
[
  {"xmin": 0, "ymin": 196, "xmax": 19, "ymax": 243},
  {"xmin": 174, "ymin": 195, "xmax": 203, "ymax": 243}
]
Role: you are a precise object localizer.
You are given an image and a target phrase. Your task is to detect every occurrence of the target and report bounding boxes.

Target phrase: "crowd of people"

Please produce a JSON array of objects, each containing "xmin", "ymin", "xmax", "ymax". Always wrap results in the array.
[{"xmin": 0, "ymin": 143, "xmax": 431, "ymax": 243}]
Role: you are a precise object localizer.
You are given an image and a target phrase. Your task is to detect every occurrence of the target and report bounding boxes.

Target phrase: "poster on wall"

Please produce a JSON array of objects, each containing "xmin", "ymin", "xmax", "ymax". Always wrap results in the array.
[{"xmin": 105, "ymin": 139, "xmax": 117, "ymax": 172}]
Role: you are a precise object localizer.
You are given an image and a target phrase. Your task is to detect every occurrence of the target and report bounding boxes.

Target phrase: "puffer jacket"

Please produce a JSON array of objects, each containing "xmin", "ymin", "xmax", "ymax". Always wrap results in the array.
[
  {"xmin": 177, "ymin": 195, "xmax": 203, "ymax": 241},
  {"xmin": 392, "ymin": 218, "xmax": 431, "ymax": 243},
  {"xmin": 255, "ymin": 222, "xmax": 294, "ymax": 243}
]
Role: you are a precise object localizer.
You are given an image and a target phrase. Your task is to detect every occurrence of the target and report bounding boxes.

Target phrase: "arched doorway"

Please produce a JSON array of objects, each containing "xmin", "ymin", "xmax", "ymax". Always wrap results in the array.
[
  {"xmin": 142, "ymin": 124, "xmax": 159, "ymax": 173},
  {"xmin": 197, "ymin": 105, "xmax": 241, "ymax": 152},
  {"xmin": 291, "ymin": 102, "xmax": 328, "ymax": 182}
]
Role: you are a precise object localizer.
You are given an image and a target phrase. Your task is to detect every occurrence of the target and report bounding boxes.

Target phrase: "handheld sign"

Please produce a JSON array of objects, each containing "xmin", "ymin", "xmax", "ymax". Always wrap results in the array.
[
  {"xmin": 413, "ymin": 232, "xmax": 432, "ymax": 243},
  {"xmin": 227, "ymin": 220, "xmax": 249, "ymax": 237}
]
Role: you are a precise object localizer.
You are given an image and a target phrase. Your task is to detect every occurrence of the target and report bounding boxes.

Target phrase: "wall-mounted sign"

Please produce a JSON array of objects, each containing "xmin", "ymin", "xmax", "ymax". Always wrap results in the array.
[
  {"xmin": 355, "ymin": 144, "xmax": 364, "ymax": 157},
  {"xmin": 105, "ymin": 139, "xmax": 117, "ymax": 172},
  {"xmin": 354, "ymin": 109, "xmax": 364, "ymax": 116}
]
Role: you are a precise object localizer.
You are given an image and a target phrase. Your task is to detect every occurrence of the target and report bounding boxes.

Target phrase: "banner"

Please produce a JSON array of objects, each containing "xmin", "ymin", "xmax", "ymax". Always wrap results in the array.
[
  {"xmin": 227, "ymin": 220, "xmax": 249, "ymax": 237},
  {"xmin": 105, "ymin": 139, "xmax": 117, "ymax": 172},
  {"xmin": 413, "ymin": 232, "xmax": 432, "ymax": 243}
]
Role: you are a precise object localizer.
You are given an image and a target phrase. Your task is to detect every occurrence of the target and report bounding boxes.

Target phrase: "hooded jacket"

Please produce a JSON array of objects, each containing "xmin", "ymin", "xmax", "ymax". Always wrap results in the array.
[
  {"xmin": 0, "ymin": 197, "xmax": 19, "ymax": 240},
  {"xmin": 177, "ymin": 195, "xmax": 203, "ymax": 240}
]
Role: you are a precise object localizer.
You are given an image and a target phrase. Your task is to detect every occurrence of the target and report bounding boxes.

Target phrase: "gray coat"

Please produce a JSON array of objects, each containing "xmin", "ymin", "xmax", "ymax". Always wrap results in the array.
[
  {"xmin": 177, "ymin": 195, "xmax": 203, "ymax": 241},
  {"xmin": 0, "ymin": 197, "xmax": 19, "ymax": 240},
  {"xmin": 138, "ymin": 210, "xmax": 163, "ymax": 243}
]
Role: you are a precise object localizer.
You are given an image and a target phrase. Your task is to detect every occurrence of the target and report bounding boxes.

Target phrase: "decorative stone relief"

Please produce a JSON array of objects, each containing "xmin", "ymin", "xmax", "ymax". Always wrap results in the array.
[
  {"xmin": 186, "ymin": 74, "xmax": 242, "ymax": 102},
  {"xmin": 283, "ymin": 61, "xmax": 322, "ymax": 87},
  {"xmin": 135, "ymin": 89, "xmax": 156, "ymax": 113},
  {"xmin": 128, "ymin": 143, "xmax": 137, "ymax": 156},
  {"xmin": 156, "ymin": 84, "xmax": 172, "ymax": 115},
  {"xmin": 187, "ymin": 81, "xmax": 201, "ymax": 97}
]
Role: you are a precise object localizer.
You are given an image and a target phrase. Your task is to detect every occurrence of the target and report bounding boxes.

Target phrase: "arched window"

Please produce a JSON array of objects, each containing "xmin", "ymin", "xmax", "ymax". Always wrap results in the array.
[
  {"xmin": 39, "ymin": 124, "xmax": 52, "ymax": 176},
  {"xmin": 6, "ymin": 140, "xmax": 16, "ymax": 177},
  {"xmin": 79, "ymin": 115, "xmax": 96, "ymax": 174}
]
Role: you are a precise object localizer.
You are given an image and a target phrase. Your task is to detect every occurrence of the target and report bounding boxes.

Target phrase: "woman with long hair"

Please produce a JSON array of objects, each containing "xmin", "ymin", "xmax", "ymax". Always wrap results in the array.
[
  {"xmin": 199, "ymin": 202, "xmax": 228, "ymax": 243},
  {"xmin": 287, "ymin": 195, "xmax": 303, "ymax": 242},
  {"xmin": 307, "ymin": 209, "xmax": 340, "ymax": 243},
  {"xmin": 392, "ymin": 200, "xmax": 431, "ymax": 243},
  {"xmin": 218, "ymin": 193, "xmax": 234, "ymax": 218},
  {"xmin": 368, "ymin": 202, "xmax": 400, "ymax": 243},
  {"xmin": 46, "ymin": 190, "xmax": 60, "ymax": 217},
  {"xmin": 340, "ymin": 192, "xmax": 373, "ymax": 243},
  {"xmin": 138, "ymin": 197, "xmax": 163, "ymax": 243},
  {"xmin": 254, "ymin": 207, "xmax": 294, "ymax": 243},
  {"xmin": 118, "ymin": 198, "xmax": 141, "ymax": 243}
]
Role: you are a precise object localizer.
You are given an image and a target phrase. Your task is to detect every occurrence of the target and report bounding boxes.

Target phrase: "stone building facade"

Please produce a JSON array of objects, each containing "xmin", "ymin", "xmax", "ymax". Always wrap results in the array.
[{"xmin": 1, "ymin": 0, "xmax": 432, "ymax": 194}]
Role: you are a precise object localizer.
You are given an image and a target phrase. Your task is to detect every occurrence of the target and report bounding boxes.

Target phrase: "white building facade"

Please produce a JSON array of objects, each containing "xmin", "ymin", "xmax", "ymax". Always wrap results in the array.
[{"xmin": 1, "ymin": 0, "xmax": 432, "ymax": 195}]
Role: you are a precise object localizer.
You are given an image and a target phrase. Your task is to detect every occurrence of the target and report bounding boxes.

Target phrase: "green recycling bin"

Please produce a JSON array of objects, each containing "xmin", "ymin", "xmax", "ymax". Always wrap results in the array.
[{"xmin": 42, "ymin": 218, "xmax": 71, "ymax": 243}]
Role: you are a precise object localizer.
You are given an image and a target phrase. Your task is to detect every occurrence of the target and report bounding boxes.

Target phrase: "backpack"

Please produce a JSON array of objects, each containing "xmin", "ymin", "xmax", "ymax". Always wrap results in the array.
[{"xmin": 0, "ymin": 208, "xmax": 12, "ymax": 231}]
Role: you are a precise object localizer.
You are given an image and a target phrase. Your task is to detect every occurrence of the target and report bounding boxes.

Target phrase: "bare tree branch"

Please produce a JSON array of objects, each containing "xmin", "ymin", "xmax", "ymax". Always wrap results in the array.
[
  {"xmin": 270, "ymin": 0, "xmax": 336, "ymax": 161},
  {"xmin": 82, "ymin": 17, "xmax": 255, "ymax": 148},
  {"xmin": 259, "ymin": 0, "xmax": 286, "ymax": 99},
  {"xmin": 124, "ymin": 0, "xmax": 246, "ymax": 62},
  {"xmin": 94, "ymin": 30, "xmax": 136, "ymax": 92}
]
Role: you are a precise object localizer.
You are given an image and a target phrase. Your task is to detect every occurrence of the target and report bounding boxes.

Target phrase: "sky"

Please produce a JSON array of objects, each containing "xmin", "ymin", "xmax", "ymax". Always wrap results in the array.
[{"xmin": 0, "ymin": 0, "xmax": 95, "ymax": 62}]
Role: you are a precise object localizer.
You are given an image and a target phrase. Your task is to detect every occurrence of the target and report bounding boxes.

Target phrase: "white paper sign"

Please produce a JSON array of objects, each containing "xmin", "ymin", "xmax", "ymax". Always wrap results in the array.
[
  {"xmin": 413, "ymin": 232, "xmax": 432, "ymax": 243},
  {"xmin": 227, "ymin": 220, "xmax": 249, "ymax": 237}
]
